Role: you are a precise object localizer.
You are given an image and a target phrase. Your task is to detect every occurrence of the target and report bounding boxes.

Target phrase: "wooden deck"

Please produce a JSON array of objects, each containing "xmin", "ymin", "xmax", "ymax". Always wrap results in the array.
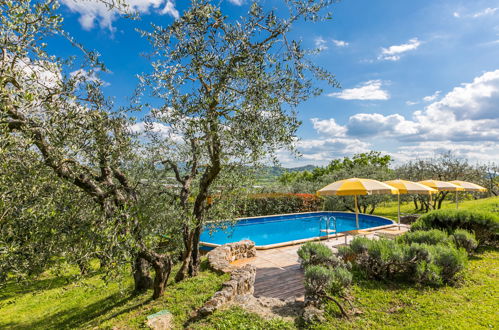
[
  {"xmin": 254, "ymin": 264, "xmax": 304, "ymax": 300},
  {"xmin": 234, "ymin": 227, "xmax": 409, "ymax": 301},
  {"xmin": 232, "ymin": 245, "xmax": 306, "ymax": 300}
]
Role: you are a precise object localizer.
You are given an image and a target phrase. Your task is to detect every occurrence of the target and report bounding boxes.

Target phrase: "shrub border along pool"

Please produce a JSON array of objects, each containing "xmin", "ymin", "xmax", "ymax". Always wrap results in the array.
[{"xmin": 200, "ymin": 211, "xmax": 398, "ymax": 250}]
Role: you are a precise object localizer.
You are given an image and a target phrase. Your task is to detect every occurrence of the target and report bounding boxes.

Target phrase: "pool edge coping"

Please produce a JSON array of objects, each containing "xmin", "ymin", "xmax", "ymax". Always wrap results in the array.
[{"xmin": 200, "ymin": 211, "xmax": 397, "ymax": 250}]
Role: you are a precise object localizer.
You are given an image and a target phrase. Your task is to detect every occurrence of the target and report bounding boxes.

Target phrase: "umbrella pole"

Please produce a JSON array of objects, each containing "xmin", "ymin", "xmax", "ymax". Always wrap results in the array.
[
  {"xmin": 354, "ymin": 195, "xmax": 359, "ymax": 229},
  {"xmin": 397, "ymin": 193, "xmax": 401, "ymax": 230},
  {"xmin": 456, "ymin": 191, "xmax": 459, "ymax": 210}
]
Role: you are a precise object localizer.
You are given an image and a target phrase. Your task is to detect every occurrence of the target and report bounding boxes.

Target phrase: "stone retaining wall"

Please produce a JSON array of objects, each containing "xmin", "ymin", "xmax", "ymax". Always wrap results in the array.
[{"xmin": 198, "ymin": 240, "xmax": 257, "ymax": 316}]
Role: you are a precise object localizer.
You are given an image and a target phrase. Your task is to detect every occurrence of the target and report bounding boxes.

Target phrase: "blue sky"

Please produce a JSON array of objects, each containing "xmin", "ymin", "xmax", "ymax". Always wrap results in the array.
[{"xmin": 56, "ymin": 0, "xmax": 499, "ymax": 167}]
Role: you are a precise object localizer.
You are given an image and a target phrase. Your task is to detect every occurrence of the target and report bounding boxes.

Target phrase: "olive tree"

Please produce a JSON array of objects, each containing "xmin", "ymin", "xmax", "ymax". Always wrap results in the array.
[
  {"xmin": 139, "ymin": 0, "xmax": 338, "ymax": 281},
  {"xmin": 0, "ymin": 0, "xmax": 180, "ymax": 299},
  {"xmin": 396, "ymin": 152, "xmax": 484, "ymax": 211},
  {"xmin": 274, "ymin": 152, "xmax": 395, "ymax": 213}
]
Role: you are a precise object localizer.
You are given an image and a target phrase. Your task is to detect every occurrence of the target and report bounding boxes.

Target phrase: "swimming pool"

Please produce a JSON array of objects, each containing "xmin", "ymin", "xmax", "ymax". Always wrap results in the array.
[{"xmin": 200, "ymin": 211, "xmax": 394, "ymax": 249}]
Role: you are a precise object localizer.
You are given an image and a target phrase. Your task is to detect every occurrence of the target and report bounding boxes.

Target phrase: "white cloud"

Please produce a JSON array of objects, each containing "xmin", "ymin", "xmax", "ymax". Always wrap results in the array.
[
  {"xmin": 15, "ymin": 58, "xmax": 61, "ymax": 89},
  {"xmin": 297, "ymin": 138, "xmax": 370, "ymax": 157},
  {"xmin": 472, "ymin": 7, "xmax": 498, "ymax": 18},
  {"xmin": 61, "ymin": 0, "xmax": 178, "ymax": 32},
  {"xmin": 288, "ymin": 71, "xmax": 499, "ymax": 166},
  {"xmin": 453, "ymin": 7, "xmax": 498, "ymax": 19},
  {"xmin": 227, "ymin": 0, "xmax": 244, "ymax": 5},
  {"xmin": 378, "ymin": 38, "xmax": 421, "ymax": 61},
  {"xmin": 346, "ymin": 113, "xmax": 419, "ymax": 137},
  {"xmin": 391, "ymin": 142, "xmax": 499, "ymax": 164},
  {"xmin": 405, "ymin": 91, "xmax": 441, "ymax": 106},
  {"xmin": 425, "ymin": 70, "xmax": 499, "ymax": 120},
  {"xmin": 130, "ymin": 121, "xmax": 184, "ymax": 142},
  {"xmin": 314, "ymin": 37, "xmax": 328, "ymax": 51},
  {"xmin": 317, "ymin": 70, "xmax": 499, "ymax": 145},
  {"xmin": 278, "ymin": 137, "xmax": 371, "ymax": 166},
  {"xmin": 130, "ymin": 121, "xmax": 170, "ymax": 136},
  {"xmin": 328, "ymin": 80, "xmax": 390, "ymax": 100},
  {"xmin": 70, "ymin": 68, "xmax": 110, "ymax": 86},
  {"xmin": 160, "ymin": 0, "xmax": 179, "ymax": 18},
  {"xmin": 311, "ymin": 118, "xmax": 347, "ymax": 137},
  {"xmin": 332, "ymin": 39, "xmax": 349, "ymax": 47},
  {"xmin": 422, "ymin": 90, "xmax": 441, "ymax": 102}
]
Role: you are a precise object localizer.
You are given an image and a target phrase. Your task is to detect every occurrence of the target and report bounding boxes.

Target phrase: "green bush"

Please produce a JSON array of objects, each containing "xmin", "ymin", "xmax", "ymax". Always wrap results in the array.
[
  {"xmin": 304, "ymin": 265, "xmax": 352, "ymax": 300},
  {"xmin": 398, "ymin": 229, "xmax": 450, "ymax": 246},
  {"xmin": 237, "ymin": 193, "xmax": 322, "ymax": 217},
  {"xmin": 348, "ymin": 236, "xmax": 371, "ymax": 255},
  {"xmin": 299, "ymin": 242, "xmax": 353, "ymax": 314},
  {"xmin": 411, "ymin": 210, "xmax": 499, "ymax": 245},
  {"xmin": 337, "ymin": 245, "xmax": 356, "ymax": 263},
  {"xmin": 343, "ymin": 237, "xmax": 467, "ymax": 286},
  {"xmin": 398, "ymin": 228, "xmax": 477, "ymax": 254},
  {"xmin": 405, "ymin": 243, "xmax": 467, "ymax": 285},
  {"xmin": 364, "ymin": 239, "xmax": 407, "ymax": 280},
  {"xmin": 414, "ymin": 259, "xmax": 442, "ymax": 286},
  {"xmin": 432, "ymin": 244, "xmax": 467, "ymax": 283},
  {"xmin": 451, "ymin": 229, "xmax": 478, "ymax": 254},
  {"xmin": 298, "ymin": 242, "xmax": 336, "ymax": 268}
]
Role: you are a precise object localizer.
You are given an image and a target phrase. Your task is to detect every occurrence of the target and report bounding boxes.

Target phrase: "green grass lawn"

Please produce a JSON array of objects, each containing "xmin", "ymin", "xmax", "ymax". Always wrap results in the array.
[
  {"xmin": 309, "ymin": 246, "xmax": 499, "ymax": 329},
  {"xmin": 374, "ymin": 195, "xmax": 499, "ymax": 221},
  {"xmin": 1, "ymin": 197, "xmax": 498, "ymax": 329},
  {"xmin": 0, "ymin": 261, "xmax": 229, "ymax": 329}
]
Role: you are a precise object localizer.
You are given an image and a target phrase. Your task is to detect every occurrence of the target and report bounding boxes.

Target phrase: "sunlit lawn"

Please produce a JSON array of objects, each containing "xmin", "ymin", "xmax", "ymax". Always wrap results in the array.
[
  {"xmin": 1, "ymin": 197, "xmax": 497, "ymax": 329},
  {"xmin": 374, "ymin": 195, "xmax": 499, "ymax": 221},
  {"xmin": 0, "ymin": 262, "xmax": 228, "ymax": 329}
]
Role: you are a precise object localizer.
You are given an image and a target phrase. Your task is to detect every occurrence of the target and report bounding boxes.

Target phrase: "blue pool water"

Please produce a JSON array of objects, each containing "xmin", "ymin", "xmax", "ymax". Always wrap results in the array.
[{"xmin": 200, "ymin": 212, "xmax": 393, "ymax": 247}]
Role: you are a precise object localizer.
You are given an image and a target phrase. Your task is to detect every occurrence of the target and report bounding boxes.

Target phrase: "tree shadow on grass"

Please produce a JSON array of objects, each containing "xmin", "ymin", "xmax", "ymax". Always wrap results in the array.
[
  {"xmin": 2, "ymin": 290, "xmax": 142, "ymax": 330},
  {"xmin": 468, "ymin": 246, "xmax": 498, "ymax": 261},
  {"xmin": 351, "ymin": 270, "xmax": 428, "ymax": 294},
  {"xmin": 0, "ymin": 274, "xmax": 86, "ymax": 302}
]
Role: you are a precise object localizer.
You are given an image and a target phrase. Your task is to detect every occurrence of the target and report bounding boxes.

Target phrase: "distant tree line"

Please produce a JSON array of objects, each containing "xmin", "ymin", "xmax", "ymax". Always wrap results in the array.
[{"xmin": 273, "ymin": 151, "xmax": 497, "ymax": 214}]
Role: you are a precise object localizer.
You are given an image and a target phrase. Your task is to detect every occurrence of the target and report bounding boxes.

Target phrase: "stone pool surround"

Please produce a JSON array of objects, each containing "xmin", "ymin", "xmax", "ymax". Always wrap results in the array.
[{"xmin": 198, "ymin": 240, "xmax": 257, "ymax": 316}]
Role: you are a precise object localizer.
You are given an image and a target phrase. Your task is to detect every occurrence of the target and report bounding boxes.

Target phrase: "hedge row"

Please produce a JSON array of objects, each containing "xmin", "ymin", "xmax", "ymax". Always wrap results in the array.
[
  {"xmin": 237, "ymin": 193, "xmax": 322, "ymax": 217},
  {"xmin": 411, "ymin": 209, "xmax": 499, "ymax": 246}
]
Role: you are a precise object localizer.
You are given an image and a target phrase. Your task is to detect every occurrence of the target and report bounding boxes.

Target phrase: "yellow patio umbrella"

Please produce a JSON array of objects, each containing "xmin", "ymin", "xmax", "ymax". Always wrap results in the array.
[
  {"xmin": 418, "ymin": 179, "xmax": 465, "ymax": 191},
  {"xmin": 384, "ymin": 179, "xmax": 437, "ymax": 226},
  {"xmin": 418, "ymin": 180, "xmax": 464, "ymax": 210},
  {"xmin": 449, "ymin": 180, "xmax": 487, "ymax": 209},
  {"xmin": 317, "ymin": 178, "xmax": 399, "ymax": 228}
]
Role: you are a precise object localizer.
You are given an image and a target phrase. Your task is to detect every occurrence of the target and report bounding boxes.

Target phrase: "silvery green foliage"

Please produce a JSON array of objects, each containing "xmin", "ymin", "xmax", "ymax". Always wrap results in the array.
[
  {"xmin": 138, "ymin": 0, "xmax": 338, "ymax": 278},
  {"xmin": 0, "ymin": 0, "xmax": 180, "ymax": 288},
  {"xmin": 140, "ymin": 0, "xmax": 338, "ymax": 166}
]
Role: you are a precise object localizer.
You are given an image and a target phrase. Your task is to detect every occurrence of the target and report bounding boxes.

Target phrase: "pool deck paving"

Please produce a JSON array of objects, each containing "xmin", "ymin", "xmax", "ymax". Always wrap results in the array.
[{"xmin": 232, "ymin": 226, "xmax": 409, "ymax": 301}]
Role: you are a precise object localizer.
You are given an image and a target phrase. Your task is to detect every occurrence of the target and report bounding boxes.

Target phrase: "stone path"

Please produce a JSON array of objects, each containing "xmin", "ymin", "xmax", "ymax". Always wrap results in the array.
[{"xmin": 233, "ymin": 226, "xmax": 409, "ymax": 301}]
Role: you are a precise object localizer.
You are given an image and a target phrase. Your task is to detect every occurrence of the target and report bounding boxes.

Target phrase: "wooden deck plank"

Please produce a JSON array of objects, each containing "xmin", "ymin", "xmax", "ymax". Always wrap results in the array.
[{"xmin": 253, "ymin": 261, "xmax": 305, "ymax": 299}]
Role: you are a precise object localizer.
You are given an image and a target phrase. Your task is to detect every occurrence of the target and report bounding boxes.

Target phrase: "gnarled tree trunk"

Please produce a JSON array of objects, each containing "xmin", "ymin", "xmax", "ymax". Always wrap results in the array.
[
  {"xmin": 139, "ymin": 250, "xmax": 173, "ymax": 299},
  {"xmin": 133, "ymin": 256, "xmax": 153, "ymax": 292},
  {"xmin": 175, "ymin": 228, "xmax": 194, "ymax": 282},
  {"xmin": 188, "ymin": 225, "xmax": 202, "ymax": 277}
]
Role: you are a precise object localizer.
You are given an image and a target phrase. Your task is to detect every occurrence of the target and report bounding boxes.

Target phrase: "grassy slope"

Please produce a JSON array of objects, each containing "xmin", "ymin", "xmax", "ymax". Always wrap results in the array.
[
  {"xmin": 0, "ymin": 262, "xmax": 228, "ymax": 329},
  {"xmin": 1, "ymin": 197, "xmax": 498, "ymax": 329},
  {"xmin": 374, "ymin": 195, "xmax": 499, "ymax": 221}
]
